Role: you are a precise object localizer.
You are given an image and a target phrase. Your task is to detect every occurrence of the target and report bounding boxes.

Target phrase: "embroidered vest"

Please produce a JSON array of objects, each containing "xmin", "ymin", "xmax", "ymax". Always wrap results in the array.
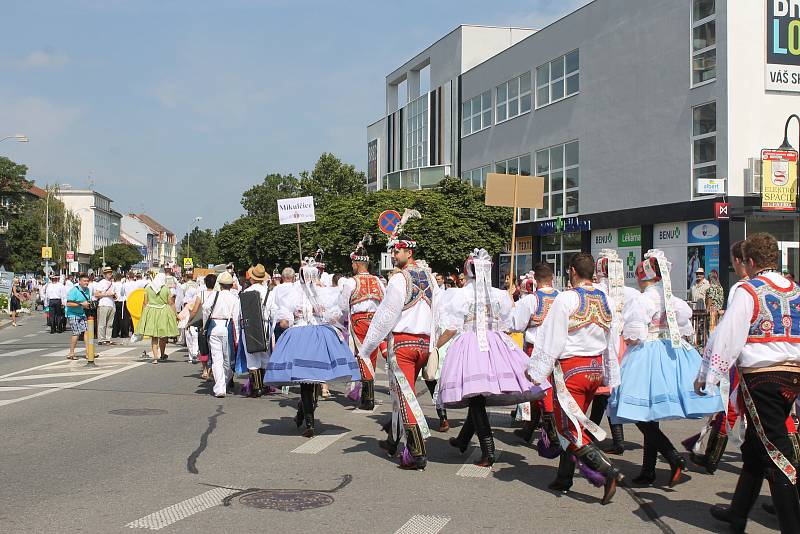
[
  {"xmin": 742, "ymin": 276, "xmax": 800, "ymax": 344},
  {"xmin": 401, "ymin": 266, "xmax": 433, "ymax": 311},
  {"xmin": 567, "ymin": 287, "xmax": 612, "ymax": 333},
  {"xmin": 349, "ymin": 272, "xmax": 384, "ymax": 308},
  {"xmin": 531, "ymin": 288, "xmax": 559, "ymax": 327}
]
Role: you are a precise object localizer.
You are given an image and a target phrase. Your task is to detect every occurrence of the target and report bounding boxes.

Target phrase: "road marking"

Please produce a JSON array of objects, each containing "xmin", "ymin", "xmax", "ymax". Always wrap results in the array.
[
  {"xmin": 126, "ymin": 486, "xmax": 242, "ymax": 530},
  {"xmin": 0, "ymin": 369, "xmax": 110, "ymax": 381},
  {"xmin": 394, "ymin": 515, "xmax": 451, "ymax": 534},
  {"xmin": 290, "ymin": 431, "xmax": 349, "ymax": 454},
  {"xmin": 0, "ymin": 361, "xmax": 147, "ymax": 407},
  {"xmin": 1, "ymin": 338, "xmax": 21, "ymax": 344},
  {"xmin": 0, "ymin": 348, "xmax": 43, "ymax": 358},
  {"xmin": 0, "ymin": 359, "xmax": 68, "ymax": 379},
  {"xmin": 98, "ymin": 346, "xmax": 136, "ymax": 357},
  {"xmin": 23, "ymin": 333, "xmax": 37, "ymax": 338},
  {"xmin": 0, "ymin": 382, "xmax": 78, "ymax": 390},
  {"xmin": 456, "ymin": 449, "xmax": 502, "ymax": 478}
]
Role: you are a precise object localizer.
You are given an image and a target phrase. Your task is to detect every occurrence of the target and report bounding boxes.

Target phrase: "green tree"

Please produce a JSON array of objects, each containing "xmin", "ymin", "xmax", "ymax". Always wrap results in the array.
[
  {"xmin": 298, "ymin": 153, "xmax": 366, "ymax": 206},
  {"xmin": 178, "ymin": 228, "xmax": 220, "ymax": 268},
  {"xmin": 5, "ymin": 215, "xmax": 41, "ymax": 273},
  {"xmin": 89, "ymin": 243, "xmax": 142, "ymax": 271},
  {"xmin": 0, "ymin": 156, "xmax": 33, "ymax": 223}
]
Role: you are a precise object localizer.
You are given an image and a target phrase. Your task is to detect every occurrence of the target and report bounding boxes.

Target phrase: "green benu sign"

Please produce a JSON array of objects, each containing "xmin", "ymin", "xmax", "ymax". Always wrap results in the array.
[{"xmin": 618, "ymin": 227, "xmax": 641, "ymax": 248}]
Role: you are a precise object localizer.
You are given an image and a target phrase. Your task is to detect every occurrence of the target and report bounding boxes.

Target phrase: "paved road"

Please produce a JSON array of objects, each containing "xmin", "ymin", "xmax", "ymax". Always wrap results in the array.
[{"xmin": 0, "ymin": 313, "xmax": 783, "ymax": 533}]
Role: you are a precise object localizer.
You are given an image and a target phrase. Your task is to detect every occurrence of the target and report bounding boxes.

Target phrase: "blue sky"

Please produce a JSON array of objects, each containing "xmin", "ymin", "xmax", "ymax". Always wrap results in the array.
[{"xmin": 2, "ymin": 0, "xmax": 588, "ymax": 234}]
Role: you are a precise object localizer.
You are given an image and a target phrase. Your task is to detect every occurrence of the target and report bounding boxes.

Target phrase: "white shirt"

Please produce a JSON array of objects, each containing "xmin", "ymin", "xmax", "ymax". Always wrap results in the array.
[
  {"xmin": 122, "ymin": 280, "xmax": 140, "ymax": 301},
  {"xmin": 273, "ymin": 283, "xmax": 342, "ymax": 327},
  {"xmin": 60, "ymin": 282, "xmax": 72, "ymax": 300},
  {"xmin": 439, "ymin": 283, "xmax": 513, "ymax": 332},
  {"xmin": 337, "ymin": 274, "xmax": 386, "ymax": 317},
  {"xmin": 690, "ymin": 278, "xmax": 711, "ymax": 303},
  {"xmin": 45, "ymin": 283, "xmax": 63, "ymax": 300},
  {"xmin": 202, "ymin": 290, "xmax": 240, "ymax": 335},
  {"xmin": 699, "ymin": 272, "xmax": 800, "ymax": 386},
  {"xmin": 358, "ymin": 267, "xmax": 438, "ymax": 360},
  {"xmin": 526, "ymin": 287, "xmax": 620, "ymax": 385},
  {"xmin": 622, "ymin": 285, "xmax": 694, "ymax": 341},
  {"xmin": 512, "ymin": 288, "xmax": 559, "ymax": 345},
  {"xmin": 94, "ymin": 278, "xmax": 115, "ymax": 308}
]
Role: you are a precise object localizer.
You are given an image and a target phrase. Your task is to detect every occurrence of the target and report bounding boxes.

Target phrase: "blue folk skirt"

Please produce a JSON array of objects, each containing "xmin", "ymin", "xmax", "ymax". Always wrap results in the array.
[
  {"xmin": 608, "ymin": 339, "xmax": 722, "ymax": 423},
  {"xmin": 265, "ymin": 325, "xmax": 360, "ymax": 385}
]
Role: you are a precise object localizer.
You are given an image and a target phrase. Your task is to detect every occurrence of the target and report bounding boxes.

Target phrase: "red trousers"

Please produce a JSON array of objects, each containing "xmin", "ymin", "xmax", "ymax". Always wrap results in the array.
[
  {"xmin": 351, "ymin": 312, "xmax": 386, "ymax": 381},
  {"xmin": 393, "ymin": 333, "xmax": 429, "ymax": 426},
  {"xmin": 553, "ymin": 355, "xmax": 604, "ymax": 449}
]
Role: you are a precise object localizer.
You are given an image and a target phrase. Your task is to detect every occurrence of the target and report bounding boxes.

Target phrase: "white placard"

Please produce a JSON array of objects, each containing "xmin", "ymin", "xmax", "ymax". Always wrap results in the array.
[
  {"xmin": 697, "ymin": 178, "xmax": 725, "ymax": 195},
  {"xmin": 69, "ymin": 261, "xmax": 79, "ymax": 273},
  {"xmin": 380, "ymin": 252, "xmax": 394, "ymax": 272},
  {"xmin": 277, "ymin": 196, "xmax": 316, "ymax": 225}
]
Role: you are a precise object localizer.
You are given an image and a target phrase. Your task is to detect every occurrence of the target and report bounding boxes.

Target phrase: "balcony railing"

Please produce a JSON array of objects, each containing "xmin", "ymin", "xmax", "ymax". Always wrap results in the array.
[{"xmin": 380, "ymin": 165, "xmax": 452, "ymax": 191}]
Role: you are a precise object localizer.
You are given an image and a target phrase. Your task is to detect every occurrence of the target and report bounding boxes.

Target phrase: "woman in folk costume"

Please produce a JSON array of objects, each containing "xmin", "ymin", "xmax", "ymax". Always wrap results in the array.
[
  {"xmin": 439, "ymin": 249, "xmax": 549, "ymax": 467},
  {"xmin": 265, "ymin": 258, "xmax": 360, "ymax": 437},
  {"xmin": 592, "ymin": 249, "xmax": 640, "ymax": 455},
  {"xmin": 608, "ymin": 250, "xmax": 722, "ymax": 486},
  {"xmin": 136, "ymin": 272, "xmax": 180, "ymax": 364}
]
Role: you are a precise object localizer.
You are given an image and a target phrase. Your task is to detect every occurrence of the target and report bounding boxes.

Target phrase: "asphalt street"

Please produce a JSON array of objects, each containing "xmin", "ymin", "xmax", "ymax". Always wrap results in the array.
[{"xmin": 0, "ymin": 312, "xmax": 784, "ymax": 533}]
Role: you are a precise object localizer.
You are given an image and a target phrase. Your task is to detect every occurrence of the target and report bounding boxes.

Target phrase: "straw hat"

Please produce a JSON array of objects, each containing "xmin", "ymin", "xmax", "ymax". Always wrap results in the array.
[
  {"xmin": 218, "ymin": 272, "xmax": 234, "ymax": 285},
  {"xmin": 250, "ymin": 264, "xmax": 267, "ymax": 281}
]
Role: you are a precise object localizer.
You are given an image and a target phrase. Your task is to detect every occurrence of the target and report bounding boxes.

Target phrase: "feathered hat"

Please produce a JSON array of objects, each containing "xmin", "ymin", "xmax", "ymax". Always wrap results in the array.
[
  {"xmin": 350, "ymin": 234, "xmax": 372, "ymax": 264},
  {"xmin": 299, "ymin": 257, "xmax": 320, "ymax": 284},
  {"xmin": 313, "ymin": 246, "xmax": 326, "ymax": 271},
  {"xmin": 387, "ymin": 208, "xmax": 421, "ymax": 250}
]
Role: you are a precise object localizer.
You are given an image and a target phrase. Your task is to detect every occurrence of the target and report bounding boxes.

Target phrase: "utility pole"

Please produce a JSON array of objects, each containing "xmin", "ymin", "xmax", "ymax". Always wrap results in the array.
[{"xmin": 44, "ymin": 186, "xmax": 50, "ymax": 277}]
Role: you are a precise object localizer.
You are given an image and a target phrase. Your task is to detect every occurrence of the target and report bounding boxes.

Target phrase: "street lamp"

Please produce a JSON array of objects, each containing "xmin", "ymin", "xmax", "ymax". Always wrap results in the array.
[
  {"xmin": 780, "ymin": 114, "xmax": 800, "ymax": 150},
  {"xmin": 187, "ymin": 216, "xmax": 202, "ymax": 260},
  {"xmin": 0, "ymin": 134, "xmax": 29, "ymax": 144}
]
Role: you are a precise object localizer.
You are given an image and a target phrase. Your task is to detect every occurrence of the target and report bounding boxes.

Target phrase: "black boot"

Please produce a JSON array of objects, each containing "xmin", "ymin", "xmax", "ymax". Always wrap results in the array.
[
  {"xmin": 258, "ymin": 369, "xmax": 268, "ymax": 395},
  {"xmin": 601, "ymin": 421, "xmax": 625, "ymax": 455},
  {"xmin": 359, "ymin": 380, "xmax": 375, "ymax": 411},
  {"xmin": 514, "ymin": 421, "xmax": 536, "ymax": 444},
  {"xmin": 248, "ymin": 370, "xmax": 262, "ymax": 398},
  {"xmin": 470, "ymin": 397, "xmax": 495, "ymax": 467},
  {"xmin": 548, "ymin": 452, "xmax": 576, "ymax": 493},
  {"xmin": 300, "ymin": 384, "xmax": 315, "ymax": 438},
  {"xmin": 379, "ymin": 420, "xmax": 400, "ymax": 457},
  {"xmin": 399, "ymin": 424, "xmax": 427, "ymax": 470},
  {"xmin": 765, "ymin": 468, "xmax": 800, "ymax": 534},
  {"xmin": 436, "ymin": 407, "xmax": 449, "ymax": 432},
  {"xmin": 702, "ymin": 428, "xmax": 728, "ymax": 475},
  {"xmin": 294, "ymin": 402, "xmax": 304, "ymax": 428},
  {"xmin": 710, "ymin": 469, "xmax": 764, "ymax": 532},
  {"xmin": 575, "ymin": 442, "xmax": 624, "ymax": 505},
  {"xmin": 662, "ymin": 448, "xmax": 687, "ymax": 488},
  {"xmin": 449, "ymin": 410, "xmax": 474, "ymax": 454},
  {"xmin": 633, "ymin": 437, "xmax": 657, "ymax": 485},
  {"xmin": 541, "ymin": 412, "xmax": 561, "ymax": 449}
]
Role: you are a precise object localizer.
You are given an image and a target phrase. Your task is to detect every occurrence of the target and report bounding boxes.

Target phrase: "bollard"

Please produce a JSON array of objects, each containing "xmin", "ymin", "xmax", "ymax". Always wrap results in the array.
[{"xmin": 86, "ymin": 316, "xmax": 96, "ymax": 366}]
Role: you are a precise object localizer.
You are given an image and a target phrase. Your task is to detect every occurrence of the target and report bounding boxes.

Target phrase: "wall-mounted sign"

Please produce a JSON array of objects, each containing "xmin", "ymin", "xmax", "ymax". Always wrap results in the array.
[
  {"xmin": 767, "ymin": 1, "xmax": 800, "ymax": 92},
  {"xmin": 618, "ymin": 227, "xmax": 641, "ymax": 248},
  {"xmin": 535, "ymin": 216, "xmax": 591, "ymax": 236},
  {"xmin": 761, "ymin": 148, "xmax": 798, "ymax": 211},
  {"xmin": 697, "ymin": 178, "xmax": 725, "ymax": 195},
  {"xmin": 688, "ymin": 220, "xmax": 720, "ymax": 244},
  {"xmin": 715, "ymin": 202, "xmax": 730, "ymax": 220}
]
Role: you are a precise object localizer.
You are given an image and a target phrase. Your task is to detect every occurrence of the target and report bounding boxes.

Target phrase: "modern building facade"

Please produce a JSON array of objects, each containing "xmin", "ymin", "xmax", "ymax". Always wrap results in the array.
[
  {"xmin": 54, "ymin": 187, "xmax": 122, "ymax": 270},
  {"xmin": 366, "ymin": 0, "xmax": 800, "ymax": 297}
]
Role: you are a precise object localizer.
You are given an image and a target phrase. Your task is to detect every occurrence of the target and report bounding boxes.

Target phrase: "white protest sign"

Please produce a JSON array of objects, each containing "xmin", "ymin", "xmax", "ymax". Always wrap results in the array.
[{"xmin": 277, "ymin": 196, "xmax": 316, "ymax": 225}]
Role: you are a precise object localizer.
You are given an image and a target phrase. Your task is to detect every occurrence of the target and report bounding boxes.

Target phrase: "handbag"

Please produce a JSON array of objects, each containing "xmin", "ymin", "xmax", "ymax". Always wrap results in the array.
[
  {"xmin": 198, "ymin": 293, "xmax": 220, "ymax": 359},
  {"xmin": 422, "ymin": 346, "xmax": 440, "ymax": 381}
]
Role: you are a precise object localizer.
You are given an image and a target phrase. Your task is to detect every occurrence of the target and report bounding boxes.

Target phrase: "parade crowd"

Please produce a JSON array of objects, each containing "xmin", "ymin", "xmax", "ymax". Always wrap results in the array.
[{"xmin": 14, "ymin": 209, "xmax": 800, "ymax": 533}]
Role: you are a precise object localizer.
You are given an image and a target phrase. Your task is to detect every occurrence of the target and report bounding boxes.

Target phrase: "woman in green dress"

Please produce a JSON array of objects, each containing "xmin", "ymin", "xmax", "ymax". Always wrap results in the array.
[{"xmin": 136, "ymin": 273, "xmax": 179, "ymax": 364}]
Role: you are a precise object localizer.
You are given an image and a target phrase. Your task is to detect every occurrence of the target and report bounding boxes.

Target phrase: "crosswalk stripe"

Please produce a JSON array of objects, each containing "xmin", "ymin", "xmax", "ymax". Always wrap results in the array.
[
  {"xmin": 394, "ymin": 515, "xmax": 451, "ymax": 534},
  {"xmin": 0, "ymin": 348, "xmax": 43, "ymax": 358},
  {"xmin": 0, "ymin": 369, "xmax": 111, "ymax": 381},
  {"xmin": 456, "ymin": 449, "xmax": 502, "ymax": 478},
  {"xmin": 126, "ymin": 486, "xmax": 242, "ymax": 530},
  {"xmin": 290, "ymin": 431, "xmax": 349, "ymax": 454}
]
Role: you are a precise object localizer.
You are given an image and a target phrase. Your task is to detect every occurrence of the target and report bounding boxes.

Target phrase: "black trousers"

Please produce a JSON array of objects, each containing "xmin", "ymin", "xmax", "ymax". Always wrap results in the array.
[
  {"xmin": 49, "ymin": 299, "xmax": 63, "ymax": 333},
  {"xmin": 590, "ymin": 394, "xmax": 609, "ymax": 425},
  {"xmin": 740, "ymin": 371, "xmax": 800, "ymax": 480},
  {"xmin": 112, "ymin": 302, "xmax": 131, "ymax": 338}
]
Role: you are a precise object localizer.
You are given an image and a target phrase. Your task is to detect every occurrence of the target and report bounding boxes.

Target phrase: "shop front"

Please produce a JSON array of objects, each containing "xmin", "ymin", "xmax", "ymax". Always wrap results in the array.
[
  {"xmin": 590, "ymin": 226, "xmax": 642, "ymax": 287},
  {"xmin": 533, "ymin": 216, "xmax": 591, "ymax": 289}
]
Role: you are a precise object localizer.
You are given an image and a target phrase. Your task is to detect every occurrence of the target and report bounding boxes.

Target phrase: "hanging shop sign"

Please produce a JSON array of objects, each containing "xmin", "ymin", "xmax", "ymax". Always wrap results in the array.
[
  {"xmin": 761, "ymin": 148, "xmax": 798, "ymax": 211},
  {"xmin": 767, "ymin": 1, "xmax": 800, "ymax": 92},
  {"xmin": 535, "ymin": 216, "xmax": 591, "ymax": 236}
]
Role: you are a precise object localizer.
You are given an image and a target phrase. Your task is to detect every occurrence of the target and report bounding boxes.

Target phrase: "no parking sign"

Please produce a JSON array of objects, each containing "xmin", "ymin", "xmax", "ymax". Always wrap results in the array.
[{"xmin": 378, "ymin": 210, "xmax": 401, "ymax": 235}]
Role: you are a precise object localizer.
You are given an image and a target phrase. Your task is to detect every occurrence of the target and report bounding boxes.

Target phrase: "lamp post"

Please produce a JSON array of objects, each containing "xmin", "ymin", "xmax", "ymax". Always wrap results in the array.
[
  {"xmin": 779, "ymin": 114, "xmax": 800, "ymax": 150},
  {"xmin": 186, "ymin": 216, "xmax": 202, "ymax": 261}
]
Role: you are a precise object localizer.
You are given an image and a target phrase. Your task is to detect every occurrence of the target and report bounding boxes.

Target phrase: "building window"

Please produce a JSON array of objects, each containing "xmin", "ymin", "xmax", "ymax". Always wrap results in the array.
[
  {"xmin": 692, "ymin": 101, "xmax": 716, "ymax": 197},
  {"xmin": 495, "ymin": 155, "xmax": 532, "ymax": 220},
  {"xmin": 462, "ymin": 91, "xmax": 492, "ymax": 137},
  {"xmin": 535, "ymin": 141, "xmax": 579, "ymax": 220},
  {"xmin": 405, "ymin": 95, "xmax": 428, "ymax": 169},
  {"xmin": 496, "ymin": 72, "xmax": 531, "ymax": 123},
  {"xmin": 462, "ymin": 165, "xmax": 491, "ymax": 188},
  {"xmin": 536, "ymin": 50, "xmax": 579, "ymax": 108},
  {"xmin": 692, "ymin": 0, "xmax": 716, "ymax": 86}
]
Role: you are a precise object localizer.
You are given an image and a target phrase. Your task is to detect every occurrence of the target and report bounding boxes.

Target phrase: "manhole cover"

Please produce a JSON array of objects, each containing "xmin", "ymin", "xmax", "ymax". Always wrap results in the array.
[
  {"xmin": 239, "ymin": 490, "xmax": 334, "ymax": 512},
  {"xmin": 108, "ymin": 408, "xmax": 168, "ymax": 416}
]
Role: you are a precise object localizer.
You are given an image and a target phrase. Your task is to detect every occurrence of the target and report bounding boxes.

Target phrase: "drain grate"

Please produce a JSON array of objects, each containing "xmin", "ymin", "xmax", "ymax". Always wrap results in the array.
[
  {"xmin": 109, "ymin": 408, "xmax": 168, "ymax": 416},
  {"xmin": 238, "ymin": 490, "xmax": 334, "ymax": 512}
]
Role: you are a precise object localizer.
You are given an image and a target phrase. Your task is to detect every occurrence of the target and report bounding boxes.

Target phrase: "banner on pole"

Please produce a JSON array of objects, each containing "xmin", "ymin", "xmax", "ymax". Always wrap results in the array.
[
  {"xmin": 761, "ymin": 148, "xmax": 798, "ymax": 211},
  {"xmin": 277, "ymin": 196, "xmax": 316, "ymax": 225}
]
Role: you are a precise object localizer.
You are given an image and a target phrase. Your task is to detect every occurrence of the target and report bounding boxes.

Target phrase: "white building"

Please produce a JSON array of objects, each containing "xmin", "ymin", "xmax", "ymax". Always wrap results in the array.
[
  {"xmin": 54, "ymin": 187, "xmax": 121, "ymax": 271},
  {"xmin": 120, "ymin": 214, "xmax": 154, "ymax": 269},
  {"xmin": 366, "ymin": 0, "xmax": 800, "ymax": 296}
]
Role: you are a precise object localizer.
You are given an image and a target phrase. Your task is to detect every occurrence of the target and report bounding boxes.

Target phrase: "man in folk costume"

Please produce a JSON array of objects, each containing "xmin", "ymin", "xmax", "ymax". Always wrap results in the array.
[
  {"xmin": 512, "ymin": 262, "xmax": 559, "ymax": 446},
  {"xmin": 338, "ymin": 235, "xmax": 387, "ymax": 411},
  {"xmin": 592, "ymin": 249, "xmax": 640, "ymax": 456},
  {"xmin": 239, "ymin": 264, "xmax": 271, "ymax": 398},
  {"xmin": 358, "ymin": 209, "xmax": 440, "ymax": 470},
  {"xmin": 696, "ymin": 233, "xmax": 800, "ymax": 533},
  {"xmin": 526, "ymin": 252, "xmax": 624, "ymax": 505},
  {"xmin": 202, "ymin": 271, "xmax": 240, "ymax": 398}
]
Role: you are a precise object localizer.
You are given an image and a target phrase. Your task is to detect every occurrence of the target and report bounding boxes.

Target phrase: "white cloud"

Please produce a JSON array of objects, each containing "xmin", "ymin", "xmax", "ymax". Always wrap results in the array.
[
  {"xmin": 0, "ymin": 95, "xmax": 82, "ymax": 141},
  {"xmin": 16, "ymin": 50, "xmax": 70, "ymax": 68}
]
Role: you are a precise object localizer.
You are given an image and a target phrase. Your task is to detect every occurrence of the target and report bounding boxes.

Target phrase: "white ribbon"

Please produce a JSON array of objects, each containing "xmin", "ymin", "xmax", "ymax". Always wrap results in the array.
[
  {"xmin": 552, "ymin": 361, "xmax": 607, "ymax": 448},
  {"xmin": 387, "ymin": 335, "xmax": 431, "ymax": 440},
  {"xmin": 645, "ymin": 249, "xmax": 681, "ymax": 348},
  {"xmin": 472, "ymin": 248, "xmax": 494, "ymax": 352}
]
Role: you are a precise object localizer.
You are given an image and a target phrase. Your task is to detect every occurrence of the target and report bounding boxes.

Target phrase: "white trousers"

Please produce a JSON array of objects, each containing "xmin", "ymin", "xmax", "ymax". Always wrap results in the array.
[
  {"xmin": 209, "ymin": 331, "xmax": 232, "ymax": 396},
  {"xmin": 96, "ymin": 305, "xmax": 115, "ymax": 342},
  {"xmin": 245, "ymin": 349, "xmax": 270, "ymax": 370},
  {"xmin": 185, "ymin": 326, "xmax": 199, "ymax": 359}
]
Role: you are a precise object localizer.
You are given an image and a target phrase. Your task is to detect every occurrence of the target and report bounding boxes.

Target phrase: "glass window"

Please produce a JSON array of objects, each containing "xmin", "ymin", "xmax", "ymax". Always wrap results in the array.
[
  {"xmin": 405, "ymin": 94, "xmax": 428, "ymax": 168},
  {"xmin": 691, "ymin": 1, "xmax": 716, "ymax": 86},
  {"xmin": 496, "ymin": 73, "xmax": 532, "ymax": 122},
  {"xmin": 566, "ymin": 191, "xmax": 579, "ymax": 215},
  {"xmin": 536, "ymin": 149, "xmax": 549, "ymax": 175},
  {"xmin": 461, "ymin": 91, "xmax": 491, "ymax": 137},
  {"xmin": 534, "ymin": 140, "xmax": 579, "ymax": 221},
  {"xmin": 537, "ymin": 50, "xmax": 580, "ymax": 108},
  {"xmin": 519, "ymin": 154, "xmax": 531, "ymax": 175},
  {"xmin": 552, "ymin": 192, "xmax": 564, "ymax": 216},
  {"xmin": 552, "ymin": 169, "xmax": 564, "ymax": 192},
  {"xmin": 566, "ymin": 166, "xmax": 579, "ymax": 189},
  {"xmin": 692, "ymin": 101, "xmax": 717, "ymax": 197},
  {"xmin": 565, "ymin": 141, "xmax": 579, "ymax": 166},
  {"xmin": 496, "ymin": 161, "xmax": 507, "ymax": 174}
]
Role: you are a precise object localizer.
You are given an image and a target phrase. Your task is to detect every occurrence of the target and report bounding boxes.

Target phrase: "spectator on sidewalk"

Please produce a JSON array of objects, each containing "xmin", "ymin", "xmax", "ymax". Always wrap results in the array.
[
  {"xmin": 65, "ymin": 274, "xmax": 92, "ymax": 362},
  {"xmin": 94, "ymin": 267, "xmax": 117, "ymax": 345}
]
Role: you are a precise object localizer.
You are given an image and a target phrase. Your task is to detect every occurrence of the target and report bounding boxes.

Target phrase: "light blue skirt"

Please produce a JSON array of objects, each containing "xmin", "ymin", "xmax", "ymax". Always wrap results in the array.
[
  {"xmin": 265, "ymin": 325, "xmax": 360, "ymax": 385},
  {"xmin": 608, "ymin": 339, "xmax": 722, "ymax": 424}
]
